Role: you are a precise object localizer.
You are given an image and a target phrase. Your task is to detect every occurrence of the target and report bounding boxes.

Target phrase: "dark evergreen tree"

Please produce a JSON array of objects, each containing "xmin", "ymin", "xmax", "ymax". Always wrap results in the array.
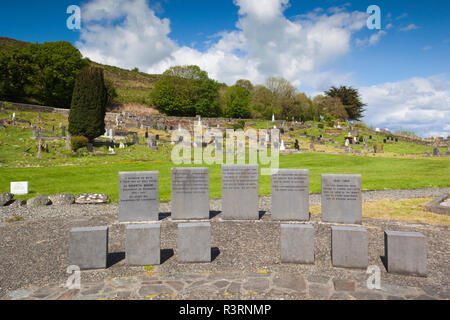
[
  {"xmin": 68, "ymin": 66, "xmax": 107, "ymax": 141},
  {"xmin": 325, "ymin": 86, "xmax": 366, "ymax": 121}
]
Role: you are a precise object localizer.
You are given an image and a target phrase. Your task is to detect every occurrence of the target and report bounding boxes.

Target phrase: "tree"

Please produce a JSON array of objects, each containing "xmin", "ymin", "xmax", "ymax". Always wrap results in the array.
[
  {"xmin": 325, "ymin": 86, "xmax": 366, "ymax": 121},
  {"xmin": 235, "ymin": 79, "xmax": 254, "ymax": 93},
  {"xmin": 68, "ymin": 66, "xmax": 107, "ymax": 141},
  {"xmin": 224, "ymin": 86, "xmax": 251, "ymax": 119},
  {"xmin": 150, "ymin": 65, "xmax": 221, "ymax": 117},
  {"xmin": 313, "ymin": 95, "xmax": 348, "ymax": 120}
]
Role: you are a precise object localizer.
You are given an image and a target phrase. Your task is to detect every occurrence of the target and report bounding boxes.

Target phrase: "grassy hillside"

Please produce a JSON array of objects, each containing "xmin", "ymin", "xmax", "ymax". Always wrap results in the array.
[{"xmin": 0, "ymin": 37, "xmax": 160, "ymax": 107}]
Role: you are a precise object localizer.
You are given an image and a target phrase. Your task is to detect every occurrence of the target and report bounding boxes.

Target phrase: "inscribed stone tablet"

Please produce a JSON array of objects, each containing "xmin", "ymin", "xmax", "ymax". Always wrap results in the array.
[
  {"xmin": 272, "ymin": 169, "xmax": 309, "ymax": 221},
  {"xmin": 119, "ymin": 171, "xmax": 159, "ymax": 222},
  {"xmin": 321, "ymin": 174, "xmax": 362, "ymax": 224},
  {"xmin": 221, "ymin": 164, "xmax": 259, "ymax": 220},
  {"xmin": 10, "ymin": 182, "xmax": 29, "ymax": 195},
  {"xmin": 171, "ymin": 167, "xmax": 209, "ymax": 220}
]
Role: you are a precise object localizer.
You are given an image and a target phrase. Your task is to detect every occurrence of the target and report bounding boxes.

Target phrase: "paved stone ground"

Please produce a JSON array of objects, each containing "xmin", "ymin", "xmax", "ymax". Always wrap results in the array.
[{"xmin": 1, "ymin": 189, "xmax": 449, "ymax": 300}]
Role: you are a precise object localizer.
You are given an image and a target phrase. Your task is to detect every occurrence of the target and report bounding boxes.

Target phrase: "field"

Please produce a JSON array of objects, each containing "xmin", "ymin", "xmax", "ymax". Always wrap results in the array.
[{"xmin": 0, "ymin": 109, "xmax": 449, "ymax": 203}]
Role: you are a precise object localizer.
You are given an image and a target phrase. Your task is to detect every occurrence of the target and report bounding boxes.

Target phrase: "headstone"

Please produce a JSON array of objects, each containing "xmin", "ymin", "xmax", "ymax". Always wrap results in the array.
[
  {"xmin": 61, "ymin": 125, "xmax": 66, "ymax": 137},
  {"xmin": 384, "ymin": 231, "xmax": 427, "ymax": 276},
  {"xmin": 331, "ymin": 225, "xmax": 368, "ymax": 269},
  {"xmin": 178, "ymin": 222, "xmax": 211, "ymax": 263},
  {"xmin": 32, "ymin": 125, "xmax": 37, "ymax": 137},
  {"xmin": 10, "ymin": 181, "xmax": 29, "ymax": 195},
  {"xmin": 271, "ymin": 169, "xmax": 309, "ymax": 221},
  {"xmin": 118, "ymin": 171, "xmax": 159, "ymax": 222},
  {"xmin": 221, "ymin": 164, "xmax": 259, "ymax": 220},
  {"xmin": 69, "ymin": 226, "xmax": 108, "ymax": 270},
  {"xmin": 171, "ymin": 168, "xmax": 209, "ymax": 220},
  {"xmin": 280, "ymin": 140, "xmax": 285, "ymax": 151},
  {"xmin": 126, "ymin": 224, "xmax": 161, "ymax": 266},
  {"xmin": 321, "ymin": 174, "xmax": 362, "ymax": 224},
  {"xmin": 280, "ymin": 224, "xmax": 314, "ymax": 264}
]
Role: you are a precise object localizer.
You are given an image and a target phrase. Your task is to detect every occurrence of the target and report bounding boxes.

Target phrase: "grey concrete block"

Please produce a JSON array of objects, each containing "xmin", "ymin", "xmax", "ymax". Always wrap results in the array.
[
  {"xmin": 322, "ymin": 174, "xmax": 362, "ymax": 224},
  {"xmin": 69, "ymin": 226, "xmax": 108, "ymax": 270},
  {"xmin": 119, "ymin": 171, "xmax": 159, "ymax": 222},
  {"xmin": 222, "ymin": 164, "xmax": 259, "ymax": 220},
  {"xmin": 331, "ymin": 226, "xmax": 368, "ymax": 269},
  {"xmin": 280, "ymin": 224, "xmax": 314, "ymax": 264},
  {"xmin": 171, "ymin": 167, "xmax": 209, "ymax": 220},
  {"xmin": 126, "ymin": 224, "xmax": 160, "ymax": 266},
  {"xmin": 272, "ymin": 169, "xmax": 309, "ymax": 221},
  {"xmin": 178, "ymin": 222, "xmax": 211, "ymax": 263},
  {"xmin": 384, "ymin": 231, "xmax": 427, "ymax": 276}
]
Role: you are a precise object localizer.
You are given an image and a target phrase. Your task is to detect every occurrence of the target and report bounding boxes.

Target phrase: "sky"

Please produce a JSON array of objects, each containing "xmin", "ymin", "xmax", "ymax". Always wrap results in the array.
[{"xmin": 0, "ymin": 0, "xmax": 449, "ymax": 138}]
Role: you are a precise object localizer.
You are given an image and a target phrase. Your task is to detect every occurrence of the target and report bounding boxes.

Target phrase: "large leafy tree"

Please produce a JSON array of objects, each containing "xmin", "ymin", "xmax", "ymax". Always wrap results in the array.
[
  {"xmin": 0, "ymin": 41, "xmax": 88, "ymax": 108},
  {"xmin": 313, "ymin": 95, "xmax": 348, "ymax": 120},
  {"xmin": 150, "ymin": 65, "xmax": 221, "ymax": 117},
  {"xmin": 223, "ymin": 86, "xmax": 251, "ymax": 119},
  {"xmin": 325, "ymin": 86, "xmax": 366, "ymax": 121},
  {"xmin": 68, "ymin": 66, "xmax": 107, "ymax": 141}
]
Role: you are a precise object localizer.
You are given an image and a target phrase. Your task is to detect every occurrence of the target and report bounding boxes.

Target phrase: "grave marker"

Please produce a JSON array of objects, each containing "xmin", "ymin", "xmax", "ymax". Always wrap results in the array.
[
  {"xmin": 321, "ymin": 174, "xmax": 362, "ymax": 224},
  {"xmin": 171, "ymin": 167, "xmax": 209, "ymax": 220},
  {"xmin": 126, "ymin": 224, "xmax": 161, "ymax": 266},
  {"xmin": 10, "ymin": 181, "xmax": 29, "ymax": 195},
  {"xmin": 119, "ymin": 171, "xmax": 159, "ymax": 222},
  {"xmin": 69, "ymin": 226, "xmax": 108, "ymax": 270},
  {"xmin": 221, "ymin": 164, "xmax": 259, "ymax": 220},
  {"xmin": 178, "ymin": 222, "xmax": 211, "ymax": 263},
  {"xmin": 271, "ymin": 169, "xmax": 309, "ymax": 221}
]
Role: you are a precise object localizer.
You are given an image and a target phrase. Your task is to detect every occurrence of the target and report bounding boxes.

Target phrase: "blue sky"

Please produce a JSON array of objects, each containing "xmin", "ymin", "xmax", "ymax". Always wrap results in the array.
[{"xmin": 0, "ymin": 0, "xmax": 449, "ymax": 137}]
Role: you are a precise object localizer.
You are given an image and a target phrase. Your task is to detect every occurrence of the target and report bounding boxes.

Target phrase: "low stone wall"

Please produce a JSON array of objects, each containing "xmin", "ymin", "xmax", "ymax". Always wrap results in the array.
[
  {"xmin": 2, "ymin": 101, "xmax": 70, "ymax": 116},
  {"xmin": 424, "ymin": 195, "xmax": 450, "ymax": 215}
]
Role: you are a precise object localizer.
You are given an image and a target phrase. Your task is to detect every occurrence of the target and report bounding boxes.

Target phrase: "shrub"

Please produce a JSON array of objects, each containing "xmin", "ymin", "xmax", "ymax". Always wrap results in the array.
[
  {"xmin": 232, "ymin": 120, "xmax": 245, "ymax": 130},
  {"xmin": 318, "ymin": 123, "xmax": 324, "ymax": 129},
  {"xmin": 70, "ymin": 136, "xmax": 88, "ymax": 151}
]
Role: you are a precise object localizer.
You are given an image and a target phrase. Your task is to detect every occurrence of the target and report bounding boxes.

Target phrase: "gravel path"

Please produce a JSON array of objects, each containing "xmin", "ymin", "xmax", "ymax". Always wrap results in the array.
[{"xmin": 0, "ymin": 187, "xmax": 449, "ymax": 300}]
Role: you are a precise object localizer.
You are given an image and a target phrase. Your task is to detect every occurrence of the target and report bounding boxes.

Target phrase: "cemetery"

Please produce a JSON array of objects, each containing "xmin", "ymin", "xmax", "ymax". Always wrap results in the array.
[{"xmin": 0, "ymin": 105, "xmax": 449, "ymax": 301}]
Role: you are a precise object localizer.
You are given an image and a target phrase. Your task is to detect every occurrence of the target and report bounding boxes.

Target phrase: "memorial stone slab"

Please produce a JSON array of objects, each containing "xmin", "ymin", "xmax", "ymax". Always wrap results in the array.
[
  {"xmin": 69, "ymin": 226, "xmax": 108, "ymax": 270},
  {"xmin": 331, "ymin": 225, "xmax": 368, "ymax": 269},
  {"xmin": 221, "ymin": 164, "xmax": 259, "ymax": 220},
  {"xmin": 171, "ymin": 167, "xmax": 209, "ymax": 220},
  {"xmin": 321, "ymin": 174, "xmax": 362, "ymax": 224},
  {"xmin": 126, "ymin": 224, "xmax": 161, "ymax": 266},
  {"xmin": 119, "ymin": 171, "xmax": 159, "ymax": 222},
  {"xmin": 272, "ymin": 169, "xmax": 309, "ymax": 221},
  {"xmin": 178, "ymin": 222, "xmax": 211, "ymax": 263},
  {"xmin": 384, "ymin": 231, "xmax": 427, "ymax": 276},
  {"xmin": 280, "ymin": 224, "xmax": 314, "ymax": 264},
  {"xmin": 10, "ymin": 181, "xmax": 29, "ymax": 195}
]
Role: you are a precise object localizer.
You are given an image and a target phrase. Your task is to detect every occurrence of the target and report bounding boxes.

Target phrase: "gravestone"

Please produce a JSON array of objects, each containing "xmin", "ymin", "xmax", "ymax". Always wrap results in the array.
[
  {"xmin": 119, "ymin": 171, "xmax": 159, "ymax": 222},
  {"xmin": 331, "ymin": 225, "xmax": 368, "ymax": 269},
  {"xmin": 280, "ymin": 224, "xmax": 314, "ymax": 264},
  {"xmin": 384, "ymin": 231, "xmax": 427, "ymax": 276},
  {"xmin": 61, "ymin": 125, "xmax": 66, "ymax": 137},
  {"xmin": 126, "ymin": 224, "xmax": 160, "ymax": 266},
  {"xmin": 271, "ymin": 169, "xmax": 309, "ymax": 221},
  {"xmin": 321, "ymin": 174, "xmax": 362, "ymax": 224},
  {"xmin": 178, "ymin": 222, "xmax": 211, "ymax": 263},
  {"xmin": 171, "ymin": 167, "xmax": 209, "ymax": 220},
  {"xmin": 69, "ymin": 226, "xmax": 108, "ymax": 270},
  {"xmin": 221, "ymin": 164, "xmax": 259, "ymax": 220},
  {"xmin": 10, "ymin": 181, "xmax": 29, "ymax": 195}
]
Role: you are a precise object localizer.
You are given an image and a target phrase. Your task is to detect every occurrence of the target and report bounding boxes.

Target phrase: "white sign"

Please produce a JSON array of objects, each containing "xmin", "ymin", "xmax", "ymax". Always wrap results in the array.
[{"xmin": 11, "ymin": 181, "xmax": 29, "ymax": 195}]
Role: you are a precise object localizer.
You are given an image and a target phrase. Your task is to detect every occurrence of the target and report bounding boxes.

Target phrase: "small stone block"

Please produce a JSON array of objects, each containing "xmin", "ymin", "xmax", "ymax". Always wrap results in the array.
[
  {"xmin": 10, "ymin": 181, "xmax": 29, "ymax": 195},
  {"xmin": 280, "ymin": 224, "xmax": 314, "ymax": 264},
  {"xmin": 331, "ymin": 226, "xmax": 368, "ymax": 269},
  {"xmin": 384, "ymin": 231, "xmax": 427, "ymax": 276},
  {"xmin": 69, "ymin": 226, "xmax": 108, "ymax": 270},
  {"xmin": 126, "ymin": 224, "xmax": 161, "ymax": 266},
  {"xmin": 178, "ymin": 222, "xmax": 211, "ymax": 263}
]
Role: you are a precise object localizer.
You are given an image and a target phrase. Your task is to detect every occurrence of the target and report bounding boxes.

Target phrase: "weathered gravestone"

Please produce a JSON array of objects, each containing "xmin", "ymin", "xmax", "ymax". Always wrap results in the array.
[
  {"xmin": 271, "ymin": 169, "xmax": 309, "ymax": 221},
  {"xmin": 221, "ymin": 164, "xmax": 259, "ymax": 220},
  {"xmin": 321, "ymin": 174, "xmax": 362, "ymax": 224},
  {"xmin": 280, "ymin": 224, "xmax": 314, "ymax": 264},
  {"xmin": 10, "ymin": 181, "xmax": 29, "ymax": 195},
  {"xmin": 171, "ymin": 167, "xmax": 209, "ymax": 220},
  {"xmin": 178, "ymin": 222, "xmax": 211, "ymax": 263},
  {"xmin": 119, "ymin": 171, "xmax": 159, "ymax": 222},
  {"xmin": 126, "ymin": 224, "xmax": 160, "ymax": 266},
  {"xmin": 384, "ymin": 231, "xmax": 427, "ymax": 276},
  {"xmin": 331, "ymin": 225, "xmax": 368, "ymax": 269},
  {"xmin": 69, "ymin": 226, "xmax": 108, "ymax": 270}
]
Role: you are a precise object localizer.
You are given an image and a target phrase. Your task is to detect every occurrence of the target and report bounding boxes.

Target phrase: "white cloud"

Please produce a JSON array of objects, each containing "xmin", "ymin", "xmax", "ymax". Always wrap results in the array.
[
  {"xmin": 400, "ymin": 24, "xmax": 420, "ymax": 31},
  {"xmin": 76, "ymin": 0, "xmax": 369, "ymax": 91},
  {"xmin": 356, "ymin": 30, "xmax": 387, "ymax": 47},
  {"xmin": 423, "ymin": 46, "xmax": 432, "ymax": 51},
  {"xmin": 360, "ymin": 76, "xmax": 450, "ymax": 138}
]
